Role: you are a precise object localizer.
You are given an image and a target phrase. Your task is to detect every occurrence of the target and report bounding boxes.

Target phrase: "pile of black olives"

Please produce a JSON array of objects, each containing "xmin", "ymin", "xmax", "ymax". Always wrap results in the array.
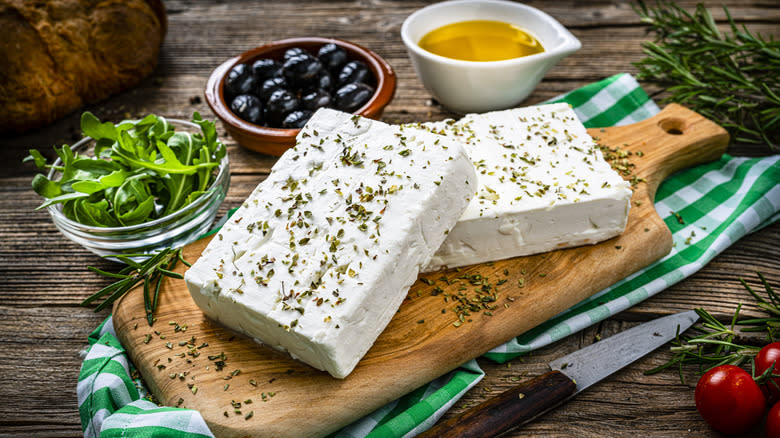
[{"xmin": 223, "ymin": 43, "xmax": 376, "ymax": 129}]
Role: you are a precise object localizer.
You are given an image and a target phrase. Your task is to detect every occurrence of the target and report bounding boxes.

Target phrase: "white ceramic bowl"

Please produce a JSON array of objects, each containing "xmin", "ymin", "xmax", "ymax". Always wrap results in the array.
[{"xmin": 401, "ymin": 0, "xmax": 581, "ymax": 113}]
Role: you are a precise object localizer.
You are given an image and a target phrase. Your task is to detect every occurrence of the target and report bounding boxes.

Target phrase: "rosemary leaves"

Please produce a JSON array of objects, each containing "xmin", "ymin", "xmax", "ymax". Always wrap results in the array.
[
  {"xmin": 81, "ymin": 247, "xmax": 190, "ymax": 325},
  {"xmin": 633, "ymin": 1, "xmax": 780, "ymax": 150},
  {"xmin": 646, "ymin": 272, "xmax": 778, "ymax": 382}
]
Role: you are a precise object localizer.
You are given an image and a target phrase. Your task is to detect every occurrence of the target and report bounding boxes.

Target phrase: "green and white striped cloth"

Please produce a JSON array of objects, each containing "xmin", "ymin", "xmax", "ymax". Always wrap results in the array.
[{"xmin": 78, "ymin": 73, "xmax": 780, "ymax": 438}]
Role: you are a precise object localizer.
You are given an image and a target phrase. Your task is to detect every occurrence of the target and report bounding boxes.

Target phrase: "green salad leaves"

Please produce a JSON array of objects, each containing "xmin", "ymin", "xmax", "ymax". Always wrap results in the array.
[{"xmin": 25, "ymin": 112, "xmax": 226, "ymax": 227}]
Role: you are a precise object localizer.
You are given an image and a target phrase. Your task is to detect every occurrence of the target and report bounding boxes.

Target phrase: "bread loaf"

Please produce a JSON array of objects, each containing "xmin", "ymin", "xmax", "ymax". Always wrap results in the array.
[{"xmin": 0, "ymin": 0, "xmax": 166, "ymax": 134}]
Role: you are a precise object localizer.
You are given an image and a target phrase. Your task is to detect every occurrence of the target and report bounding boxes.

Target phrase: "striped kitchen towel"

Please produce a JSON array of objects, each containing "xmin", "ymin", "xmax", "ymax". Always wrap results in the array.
[{"xmin": 77, "ymin": 73, "xmax": 780, "ymax": 438}]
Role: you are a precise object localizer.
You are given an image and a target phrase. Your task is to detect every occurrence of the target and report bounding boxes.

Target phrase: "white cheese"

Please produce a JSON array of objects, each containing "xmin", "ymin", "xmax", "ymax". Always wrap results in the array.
[
  {"xmin": 420, "ymin": 103, "xmax": 632, "ymax": 272},
  {"xmin": 184, "ymin": 108, "xmax": 476, "ymax": 378}
]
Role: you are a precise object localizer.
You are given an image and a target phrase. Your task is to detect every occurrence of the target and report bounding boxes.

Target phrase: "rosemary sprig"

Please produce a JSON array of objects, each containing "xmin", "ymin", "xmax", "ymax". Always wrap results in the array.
[
  {"xmin": 81, "ymin": 247, "xmax": 191, "ymax": 326},
  {"xmin": 633, "ymin": 1, "xmax": 780, "ymax": 150},
  {"xmin": 736, "ymin": 272, "xmax": 780, "ymax": 336},
  {"xmin": 646, "ymin": 272, "xmax": 777, "ymax": 382}
]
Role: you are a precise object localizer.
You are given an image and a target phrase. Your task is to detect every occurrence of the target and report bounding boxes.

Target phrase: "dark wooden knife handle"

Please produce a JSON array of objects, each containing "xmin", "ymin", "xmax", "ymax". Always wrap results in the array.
[{"xmin": 416, "ymin": 370, "xmax": 576, "ymax": 438}]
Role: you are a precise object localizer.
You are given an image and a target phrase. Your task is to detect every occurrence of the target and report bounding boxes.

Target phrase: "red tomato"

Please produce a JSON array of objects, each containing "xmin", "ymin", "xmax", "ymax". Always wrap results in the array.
[
  {"xmin": 756, "ymin": 342, "xmax": 780, "ymax": 403},
  {"xmin": 694, "ymin": 364, "xmax": 766, "ymax": 435},
  {"xmin": 768, "ymin": 402, "xmax": 780, "ymax": 438}
]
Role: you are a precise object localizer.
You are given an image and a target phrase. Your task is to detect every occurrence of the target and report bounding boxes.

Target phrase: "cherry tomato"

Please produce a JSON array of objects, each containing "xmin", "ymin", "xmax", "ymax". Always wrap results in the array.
[
  {"xmin": 768, "ymin": 402, "xmax": 780, "ymax": 438},
  {"xmin": 756, "ymin": 342, "xmax": 780, "ymax": 403},
  {"xmin": 694, "ymin": 364, "xmax": 766, "ymax": 435}
]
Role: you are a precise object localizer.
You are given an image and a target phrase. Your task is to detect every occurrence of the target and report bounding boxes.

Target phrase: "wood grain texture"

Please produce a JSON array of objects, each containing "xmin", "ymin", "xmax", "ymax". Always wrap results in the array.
[
  {"xmin": 0, "ymin": 1, "xmax": 777, "ymax": 437},
  {"xmin": 111, "ymin": 105, "xmax": 728, "ymax": 437}
]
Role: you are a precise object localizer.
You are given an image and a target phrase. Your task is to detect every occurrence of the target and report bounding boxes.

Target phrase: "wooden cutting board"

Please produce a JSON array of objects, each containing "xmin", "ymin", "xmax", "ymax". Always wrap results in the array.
[{"xmin": 113, "ymin": 104, "xmax": 728, "ymax": 437}]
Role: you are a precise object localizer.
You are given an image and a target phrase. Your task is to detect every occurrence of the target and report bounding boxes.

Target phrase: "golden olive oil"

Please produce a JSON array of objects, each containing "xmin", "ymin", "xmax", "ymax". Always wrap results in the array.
[{"xmin": 418, "ymin": 20, "xmax": 544, "ymax": 62}]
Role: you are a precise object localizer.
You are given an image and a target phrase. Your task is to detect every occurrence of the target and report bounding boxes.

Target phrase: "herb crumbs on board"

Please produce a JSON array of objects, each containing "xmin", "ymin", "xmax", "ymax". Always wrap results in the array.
[
  {"xmin": 422, "ymin": 269, "xmax": 530, "ymax": 327},
  {"xmin": 597, "ymin": 144, "xmax": 646, "ymax": 189},
  {"xmin": 140, "ymin": 320, "xmax": 285, "ymax": 414}
]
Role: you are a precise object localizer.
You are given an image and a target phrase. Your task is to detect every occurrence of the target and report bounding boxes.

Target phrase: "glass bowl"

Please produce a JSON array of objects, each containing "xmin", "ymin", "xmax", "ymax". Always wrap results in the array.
[{"xmin": 46, "ymin": 119, "xmax": 230, "ymax": 259}]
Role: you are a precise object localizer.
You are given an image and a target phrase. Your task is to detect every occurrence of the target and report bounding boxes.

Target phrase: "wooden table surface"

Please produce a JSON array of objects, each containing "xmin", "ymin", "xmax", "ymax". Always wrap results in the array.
[{"xmin": 1, "ymin": 1, "xmax": 778, "ymax": 437}]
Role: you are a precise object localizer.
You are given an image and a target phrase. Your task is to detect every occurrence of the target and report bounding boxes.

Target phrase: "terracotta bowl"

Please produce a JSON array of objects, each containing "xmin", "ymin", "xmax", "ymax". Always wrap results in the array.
[{"xmin": 205, "ymin": 37, "xmax": 397, "ymax": 156}]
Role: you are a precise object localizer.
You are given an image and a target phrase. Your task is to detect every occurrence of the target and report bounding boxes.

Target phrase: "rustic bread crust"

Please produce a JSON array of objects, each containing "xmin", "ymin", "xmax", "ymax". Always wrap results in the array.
[{"xmin": 0, "ymin": 0, "xmax": 166, "ymax": 134}]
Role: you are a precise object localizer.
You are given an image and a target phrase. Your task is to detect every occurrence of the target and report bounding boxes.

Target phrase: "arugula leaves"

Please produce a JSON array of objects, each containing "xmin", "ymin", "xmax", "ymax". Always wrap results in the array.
[{"xmin": 25, "ymin": 112, "xmax": 227, "ymax": 227}]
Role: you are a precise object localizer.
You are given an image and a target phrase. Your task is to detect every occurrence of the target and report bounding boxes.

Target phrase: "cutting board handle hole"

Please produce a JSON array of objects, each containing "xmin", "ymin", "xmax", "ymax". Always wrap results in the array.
[{"xmin": 658, "ymin": 118, "xmax": 685, "ymax": 136}]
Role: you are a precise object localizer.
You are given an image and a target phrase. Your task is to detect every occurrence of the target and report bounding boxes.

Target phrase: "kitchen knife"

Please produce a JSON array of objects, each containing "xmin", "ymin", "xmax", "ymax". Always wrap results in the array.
[{"xmin": 416, "ymin": 310, "xmax": 699, "ymax": 438}]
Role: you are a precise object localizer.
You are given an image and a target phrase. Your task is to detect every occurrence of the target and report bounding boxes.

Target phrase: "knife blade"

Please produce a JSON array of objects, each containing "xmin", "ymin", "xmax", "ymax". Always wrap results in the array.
[{"xmin": 416, "ymin": 310, "xmax": 699, "ymax": 438}]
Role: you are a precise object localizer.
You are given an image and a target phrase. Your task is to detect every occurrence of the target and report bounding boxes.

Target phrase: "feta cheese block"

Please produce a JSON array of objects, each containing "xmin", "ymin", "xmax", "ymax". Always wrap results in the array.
[
  {"xmin": 184, "ymin": 108, "xmax": 476, "ymax": 378},
  {"xmin": 421, "ymin": 103, "xmax": 633, "ymax": 272}
]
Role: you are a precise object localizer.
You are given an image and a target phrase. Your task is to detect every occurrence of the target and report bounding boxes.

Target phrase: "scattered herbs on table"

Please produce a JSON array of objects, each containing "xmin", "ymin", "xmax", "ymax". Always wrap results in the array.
[
  {"xmin": 645, "ymin": 272, "xmax": 778, "ymax": 382},
  {"xmin": 633, "ymin": 1, "xmax": 779, "ymax": 150},
  {"xmin": 81, "ymin": 247, "xmax": 190, "ymax": 325},
  {"xmin": 24, "ymin": 111, "xmax": 226, "ymax": 227}
]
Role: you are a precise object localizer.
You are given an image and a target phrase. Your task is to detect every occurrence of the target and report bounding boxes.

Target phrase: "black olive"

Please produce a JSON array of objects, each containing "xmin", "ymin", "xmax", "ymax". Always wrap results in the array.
[
  {"xmin": 282, "ymin": 110, "xmax": 313, "ymax": 129},
  {"xmin": 317, "ymin": 43, "xmax": 348, "ymax": 73},
  {"xmin": 334, "ymin": 82, "xmax": 374, "ymax": 112},
  {"xmin": 230, "ymin": 94, "xmax": 263, "ymax": 124},
  {"xmin": 314, "ymin": 71, "xmax": 333, "ymax": 91},
  {"xmin": 265, "ymin": 89, "xmax": 300, "ymax": 126},
  {"xmin": 337, "ymin": 60, "xmax": 371, "ymax": 86},
  {"xmin": 294, "ymin": 70, "xmax": 333, "ymax": 96},
  {"xmin": 251, "ymin": 58, "xmax": 282, "ymax": 80},
  {"xmin": 258, "ymin": 76, "xmax": 287, "ymax": 101},
  {"xmin": 283, "ymin": 47, "xmax": 308, "ymax": 61},
  {"xmin": 301, "ymin": 89, "xmax": 332, "ymax": 111},
  {"xmin": 224, "ymin": 63, "xmax": 257, "ymax": 98},
  {"xmin": 283, "ymin": 54, "xmax": 323, "ymax": 83}
]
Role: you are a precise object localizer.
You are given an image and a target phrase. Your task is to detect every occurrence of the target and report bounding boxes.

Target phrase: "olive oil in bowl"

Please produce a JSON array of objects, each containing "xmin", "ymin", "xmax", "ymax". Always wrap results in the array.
[{"xmin": 418, "ymin": 20, "xmax": 544, "ymax": 62}]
